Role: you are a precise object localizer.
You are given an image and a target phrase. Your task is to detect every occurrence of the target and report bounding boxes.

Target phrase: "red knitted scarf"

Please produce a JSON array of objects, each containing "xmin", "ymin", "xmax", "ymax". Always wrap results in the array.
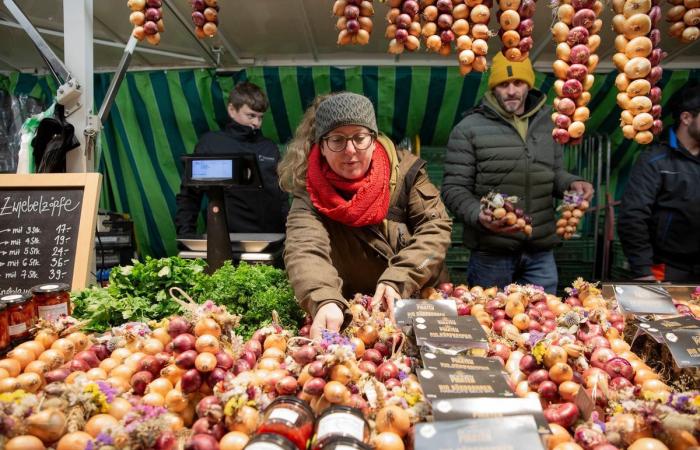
[{"xmin": 306, "ymin": 142, "xmax": 390, "ymax": 227}]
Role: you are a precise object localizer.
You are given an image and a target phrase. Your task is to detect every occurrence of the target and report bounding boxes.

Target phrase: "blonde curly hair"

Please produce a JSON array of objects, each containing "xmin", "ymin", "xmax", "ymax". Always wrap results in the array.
[{"xmin": 278, "ymin": 94, "xmax": 331, "ymax": 193}]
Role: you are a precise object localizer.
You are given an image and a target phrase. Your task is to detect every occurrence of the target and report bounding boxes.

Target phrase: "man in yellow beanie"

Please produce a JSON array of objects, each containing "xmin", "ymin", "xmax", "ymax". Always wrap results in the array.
[{"xmin": 441, "ymin": 54, "xmax": 594, "ymax": 294}]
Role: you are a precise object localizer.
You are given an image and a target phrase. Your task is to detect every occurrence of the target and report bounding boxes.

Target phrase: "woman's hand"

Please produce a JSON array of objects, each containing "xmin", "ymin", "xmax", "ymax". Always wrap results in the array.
[
  {"xmin": 310, "ymin": 302, "xmax": 345, "ymax": 339},
  {"xmin": 372, "ymin": 282, "xmax": 401, "ymax": 323}
]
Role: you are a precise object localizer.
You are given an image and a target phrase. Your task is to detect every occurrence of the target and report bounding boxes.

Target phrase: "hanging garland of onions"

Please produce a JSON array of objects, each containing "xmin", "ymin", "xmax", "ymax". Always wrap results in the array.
[
  {"xmin": 127, "ymin": 0, "xmax": 164, "ymax": 45},
  {"xmin": 613, "ymin": 0, "xmax": 665, "ymax": 144},
  {"xmin": 191, "ymin": 0, "xmax": 219, "ymax": 39},
  {"xmin": 386, "ymin": 0, "xmax": 422, "ymax": 54},
  {"xmin": 666, "ymin": 0, "xmax": 700, "ymax": 43},
  {"xmin": 550, "ymin": 0, "xmax": 603, "ymax": 145},
  {"xmin": 334, "ymin": 0, "xmax": 374, "ymax": 45},
  {"xmin": 497, "ymin": 0, "xmax": 537, "ymax": 62}
]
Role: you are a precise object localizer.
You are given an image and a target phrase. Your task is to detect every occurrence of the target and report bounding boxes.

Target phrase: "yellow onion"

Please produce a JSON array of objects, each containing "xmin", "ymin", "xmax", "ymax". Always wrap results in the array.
[{"xmin": 27, "ymin": 409, "xmax": 66, "ymax": 444}]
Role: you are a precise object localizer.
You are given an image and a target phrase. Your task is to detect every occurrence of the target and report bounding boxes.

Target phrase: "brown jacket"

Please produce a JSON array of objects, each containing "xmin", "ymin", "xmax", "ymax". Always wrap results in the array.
[{"xmin": 284, "ymin": 135, "xmax": 452, "ymax": 319}]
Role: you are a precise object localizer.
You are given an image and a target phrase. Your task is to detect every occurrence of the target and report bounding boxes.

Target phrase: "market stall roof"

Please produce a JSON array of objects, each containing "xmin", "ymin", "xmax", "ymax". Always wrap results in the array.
[{"xmin": 0, "ymin": 0, "xmax": 698, "ymax": 74}]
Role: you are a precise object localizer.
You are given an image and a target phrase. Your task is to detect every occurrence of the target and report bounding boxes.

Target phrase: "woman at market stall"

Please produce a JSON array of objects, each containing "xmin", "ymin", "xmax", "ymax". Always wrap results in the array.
[{"xmin": 279, "ymin": 92, "xmax": 452, "ymax": 339}]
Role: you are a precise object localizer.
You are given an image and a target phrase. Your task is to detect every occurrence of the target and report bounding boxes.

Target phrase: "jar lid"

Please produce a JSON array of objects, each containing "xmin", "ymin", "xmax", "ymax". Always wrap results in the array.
[
  {"xmin": 317, "ymin": 405, "xmax": 368, "ymax": 426},
  {"xmin": 315, "ymin": 435, "xmax": 372, "ymax": 450},
  {"xmin": 267, "ymin": 395, "xmax": 314, "ymax": 417},
  {"xmin": 1, "ymin": 293, "xmax": 32, "ymax": 305},
  {"xmin": 245, "ymin": 433, "xmax": 297, "ymax": 450},
  {"xmin": 30, "ymin": 283, "xmax": 71, "ymax": 294}
]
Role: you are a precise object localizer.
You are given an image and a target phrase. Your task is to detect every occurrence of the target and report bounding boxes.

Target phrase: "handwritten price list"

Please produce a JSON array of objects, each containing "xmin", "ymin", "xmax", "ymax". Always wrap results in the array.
[{"xmin": 0, "ymin": 189, "xmax": 82, "ymax": 296}]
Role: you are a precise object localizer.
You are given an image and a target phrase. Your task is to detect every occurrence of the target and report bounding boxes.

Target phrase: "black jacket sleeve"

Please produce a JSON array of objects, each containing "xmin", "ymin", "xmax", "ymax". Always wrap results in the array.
[{"xmin": 617, "ymin": 150, "xmax": 662, "ymax": 277}]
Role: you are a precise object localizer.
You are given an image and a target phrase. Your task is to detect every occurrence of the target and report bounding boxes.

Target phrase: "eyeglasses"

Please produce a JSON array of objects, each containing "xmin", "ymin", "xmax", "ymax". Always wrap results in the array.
[{"xmin": 322, "ymin": 132, "xmax": 376, "ymax": 152}]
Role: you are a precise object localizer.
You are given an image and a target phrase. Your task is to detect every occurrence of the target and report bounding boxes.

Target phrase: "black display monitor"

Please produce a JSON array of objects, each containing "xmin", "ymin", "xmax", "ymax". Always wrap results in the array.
[{"xmin": 182, "ymin": 155, "xmax": 262, "ymax": 188}]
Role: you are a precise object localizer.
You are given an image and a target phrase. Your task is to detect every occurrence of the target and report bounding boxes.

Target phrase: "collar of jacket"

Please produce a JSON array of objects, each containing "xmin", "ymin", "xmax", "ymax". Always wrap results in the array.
[
  {"xmin": 225, "ymin": 120, "xmax": 262, "ymax": 141},
  {"xmin": 376, "ymin": 133, "xmax": 400, "ymax": 195},
  {"xmin": 668, "ymin": 128, "xmax": 700, "ymax": 162},
  {"xmin": 482, "ymin": 89, "xmax": 546, "ymax": 121}
]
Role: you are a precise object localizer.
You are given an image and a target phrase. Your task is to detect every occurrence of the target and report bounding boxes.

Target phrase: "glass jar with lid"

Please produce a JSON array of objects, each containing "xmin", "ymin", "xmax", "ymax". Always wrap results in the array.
[
  {"xmin": 313, "ymin": 405, "xmax": 370, "ymax": 449},
  {"xmin": 30, "ymin": 283, "xmax": 71, "ymax": 322},
  {"xmin": 245, "ymin": 433, "xmax": 297, "ymax": 450},
  {"xmin": 1, "ymin": 293, "xmax": 34, "ymax": 343},
  {"xmin": 0, "ymin": 302, "xmax": 10, "ymax": 352},
  {"xmin": 257, "ymin": 396, "xmax": 315, "ymax": 450}
]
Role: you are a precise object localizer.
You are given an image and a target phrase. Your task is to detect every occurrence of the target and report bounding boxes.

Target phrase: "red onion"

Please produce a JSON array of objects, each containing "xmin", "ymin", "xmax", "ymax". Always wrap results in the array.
[
  {"xmin": 436, "ymin": 0, "xmax": 453, "ymax": 13},
  {"xmin": 649, "ymin": 48, "xmax": 665, "ymax": 67},
  {"xmin": 518, "ymin": 19, "xmax": 534, "ymax": 37},
  {"xmin": 196, "ymin": 395, "xmax": 222, "ymax": 418},
  {"xmin": 649, "ymin": 29, "xmax": 661, "ymax": 48},
  {"xmin": 376, "ymin": 361, "xmax": 399, "ymax": 382},
  {"xmin": 527, "ymin": 369, "xmax": 550, "ymax": 389},
  {"xmin": 538, "ymin": 380, "xmax": 559, "ymax": 400},
  {"xmin": 396, "ymin": 13, "xmax": 413, "ymax": 29},
  {"xmin": 604, "ymin": 357, "xmax": 634, "ymax": 380},
  {"xmin": 528, "ymin": 321, "xmax": 543, "ymax": 332},
  {"xmin": 384, "ymin": 378, "xmax": 401, "ymax": 390},
  {"xmin": 233, "ymin": 359, "xmax": 251, "ymax": 375},
  {"xmin": 609, "ymin": 376, "xmax": 634, "ymax": 390},
  {"xmin": 555, "ymin": 114, "xmax": 573, "ymax": 130},
  {"xmin": 373, "ymin": 342, "xmax": 390, "ymax": 358},
  {"xmin": 572, "ymin": 9, "xmax": 596, "ymax": 29},
  {"xmin": 518, "ymin": 37, "xmax": 534, "ymax": 53},
  {"xmin": 307, "ymin": 360, "xmax": 328, "ymax": 378},
  {"xmin": 646, "ymin": 66, "xmax": 663, "ymax": 85},
  {"xmin": 147, "ymin": 0, "xmax": 162, "ymax": 7},
  {"xmin": 592, "ymin": 445, "xmax": 620, "ymax": 450},
  {"xmin": 214, "ymin": 352, "xmax": 233, "ymax": 370},
  {"xmin": 145, "ymin": 8, "xmax": 161, "ymax": 22},
  {"xmin": 358, "ymin": 360, "xmax": 377, "ymax": 374},
  {"xmin": 544, "ymin": 402, "xmax": 580, "ymax": 429},
  {"xmin": 175, "ymin": 350, "xmax": 198, "ymax": 369},
  {"xmin": 292, "ymin": 345, "xmax": 317, "ymax": 365},
  {"xmin": 590, "ymin": 347, "xmax": 616, "ymax": 369},
  {"xmin": 44, "ymin": 368, "xmax": 71, "ymax": 383},
  {"xmin": 489, "ymin": 342, "xmax": 511, "ymax": 361},
  {"xmin": 453, "ymin": 287, "xmax": 468, "ymax": 298},
  {"xmin": 567, "ymin": 27, "xmax": 590, "ymax": 47},
  {"xmin": 438, "ymin": 282, "xmax": 454, "ymax": 295},
  {"xmin": 362, "ymin": 348, "xmax": 384, "ymax": 365},
  {"xmin": 276, "ymin": 376, "xmax": 299, "ymax": 395},
  {"xmin": 567, "ymin": 64, "xmax": 589, "ymax": 82},
  {"xmin": 395, "ymin": 28, "xmax": 409, "ymax": 43},
  {"xmin": 492, "ymin": 309, "xmax": 507, "ymax": 320},
  {"xmin": 519, "ymin": 354, "xmax": 539, "ymax": 374},
  {"xmin": 207, "ymin": 368, "xmax": 227, "ymax": 388},
  {"xmin": 185, "ymin": 433, "xmax": 220, "ymax": 450},
  {"xmin": 299, "ymin": 325, "xmax": 311, "ymax": 337},
  {"xmin": 181, "ymin": 369, "xmax": 203, "ymax": 394},
  {"xmin": 541, "ymin": 310, "xmax": 556, "ymax": 321},
  {"xmin": 457, "ymin": 303, "xmax": 470, "ymax": 316},
  {"xmin": 68, "ymin": 358, "xmax": 91, "ymax": 373},
  {"xmin": 518, "ymin": 0, "xmax": 537, "ymax": 18},
  {"xmin": 577, "ymin": 323, "xmax": 602, "ymax": 342},
  {"xmin": 75, "ymin": 351, "xmax": 100, "ymax": 369},
  {"xmin": 569, "ymin": 45, "xmax": 590, "ymax": 65},
  {"xmin": 131, "ymin": 370, "xmax": 154, "ymax": 396},
  {"xmin": 346, "ymin": 19, "xmax": 360, "ymax": 34},
  {"xmin": 565, "ymin": 296, "xmax": 582, "ymax": 307},
  {"xmin": 437, "ymin": 13, "xmax": 453, "ymax": 30},
  {"xmin": 88, "ymin": 344, "xmax": 110, "ymax": 361},
  {"xmin": 493, "ymin": 319, "xmax": 512, "ymax": 335},
  {"xmin": 344, "ymin": 5, "xmax": 360, "ymax": 20},
  {"xmin": 649, "ymin": 5, "xmax": 662, "ymax": 27},
  {"xmin": 172, "ymin": 333, "xmax": 196, "ymax": 353},
  {"xmin": 651, "ymin": 103, "xmax": 662, "ymax": 117},
  {"xmin": 542, "ymin": 319, "xmax": 557, "ymax": 333},
  {"xmin": 402, "ymin": 0, "xmax": 420, "ymax": 16},
  {"xmin": 141, "ymin": 356, "xmax": 164, "ymax": 377},
  {"xmin": 571, "ymin": 0, "xmax": 595, "ymax": 8},
  {"xmin": 303, "ymin": 377, "xmax": 326, "ymax": 395},
  {"xmin": 191, "ymin": 0, "xmax": 205, "ymax": 11},
  {"xmin": 155, "ymin": 431, "xmax": 177, "ymax": 450},
  {"xmin": 240, "ymin": 350, "xmax": 258, "ymax": 368}
]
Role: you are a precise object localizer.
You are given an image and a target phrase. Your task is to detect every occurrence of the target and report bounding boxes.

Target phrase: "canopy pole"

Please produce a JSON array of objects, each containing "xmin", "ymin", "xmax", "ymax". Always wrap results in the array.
[{"xmin": 63, "ymin": 0, "xmax": 94, "ymax": 173}]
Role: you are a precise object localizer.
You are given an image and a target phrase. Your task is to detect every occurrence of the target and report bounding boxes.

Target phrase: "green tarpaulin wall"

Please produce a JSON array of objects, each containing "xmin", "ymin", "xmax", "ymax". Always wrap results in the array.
[{"xmin": 1, "ymin": 67, "xmax": 699, "ymax": 258}]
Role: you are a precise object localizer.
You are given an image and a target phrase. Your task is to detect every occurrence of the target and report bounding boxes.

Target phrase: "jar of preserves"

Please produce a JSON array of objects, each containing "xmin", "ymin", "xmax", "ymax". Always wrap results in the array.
[
  {"xmin": 312, "ymin": 436, "xmax": 372, "ymax": 450},
  {"xmin": 257, "ymin": 396, "xmax": 314, "ymax": 450},
  {"xmin": 31, "ymin": 283, "xmax": 71, "ymax": 323},
  {"xmin": 0, "ymin": 302, "xmax": 10, "ymax": 352},
  {"xmin": 313, "ymin": 406, "xmax": 370, "ymax": 449},
  {"xmin": 1, "ymin": 293, "xmax": 34, "ymax": 343},
  {"xmin": 245, "ymin": 433, "xmax": 297, "ymax": 450}
]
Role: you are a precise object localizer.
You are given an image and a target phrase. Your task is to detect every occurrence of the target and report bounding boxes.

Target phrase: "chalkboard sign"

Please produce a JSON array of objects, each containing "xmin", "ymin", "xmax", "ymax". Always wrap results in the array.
[{"xmin": 0, "ymin": 173, "xmax": 101, "ymax": 296}]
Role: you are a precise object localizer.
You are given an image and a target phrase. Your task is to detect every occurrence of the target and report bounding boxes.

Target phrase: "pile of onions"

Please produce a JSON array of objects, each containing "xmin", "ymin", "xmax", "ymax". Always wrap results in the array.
[
  {"xmin": 386, "ymin": 0, "xmax": 421, "ymax": 53},
  {"xmin": 550, "ymin": 0, "xmax": 603, "ymax": 144},
  {"xmin": 127, "ymin": 0, "xmax": 164, "ymax": 45},
  {"xmin": 666, "ymin": 0, "xmax": 700, "ymax": 43},
  {"xmin": 334, "ymin": 0, "xmax": 374, "ymax": 45},
  {"xmin": 497, "ymin": 0, "xmax": 538, "ymax": 62},
  {"xmin": 191, "ymin": 0, "xmax": 219, "ymax": 39},
  {"xmin": 613, "ymin": 0, "xmax": 665, "ymax": 144}
]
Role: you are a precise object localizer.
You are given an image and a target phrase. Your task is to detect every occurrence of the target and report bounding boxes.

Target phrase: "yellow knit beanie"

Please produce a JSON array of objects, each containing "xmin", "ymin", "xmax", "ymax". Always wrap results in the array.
[{"xmin": 488, "ymin": 53, "xmax": 535, "ymax": 90}]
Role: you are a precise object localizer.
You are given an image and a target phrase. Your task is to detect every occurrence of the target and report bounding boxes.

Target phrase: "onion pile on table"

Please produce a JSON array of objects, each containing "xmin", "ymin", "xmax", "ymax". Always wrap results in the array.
[
  {"xmin": 127, "ymin": 0, "xmax": 164, "ymax": 45},
  {"xmin": 666, "ymin": 0, "xmax": 700, "ymax": 43},
  {"xmin": 191, "ymin": 0, "xmax": 219, "ymax": 39},
  {"xmin": 334, "ymin": 0, "xmax": 374, "ymax": 45},
  {"xmin": 550, "ymin": 0, "xmax": 603, "ymax": 145},
  {"xmin": 613, "ymin": 0, "xmax": 665, "ymax": 144},
  {"xmin": 386, "ymin": 0, "xmax": 422, "ymax": 53},
  {"xmin": 497, "ymin": 0, "xmax": 537, "ymax": 62}
]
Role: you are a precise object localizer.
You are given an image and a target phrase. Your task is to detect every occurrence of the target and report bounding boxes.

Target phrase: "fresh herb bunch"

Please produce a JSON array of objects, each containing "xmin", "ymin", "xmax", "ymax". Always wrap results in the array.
[
  {"xmin": 72, "ymin": 256, "xmax": 207, "ymax": 331},
  {"xmin": 197, "ymin": 261, "xmax": 304, "ymax": 339}
]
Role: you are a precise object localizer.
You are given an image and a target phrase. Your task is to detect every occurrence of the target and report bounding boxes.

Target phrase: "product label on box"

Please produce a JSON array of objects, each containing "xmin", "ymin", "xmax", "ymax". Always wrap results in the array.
[
  {"xmin": 8, "ymin": 323, "xmax": 27, "ymax": 337},
  {"xmin": 421, "ymin": 351, "xmax": 504, "ymax": 371},
  {"xmin": 394, "ymin": 299, "xmax": 457, "ymax": 325},
  {"xmin": 635, "ymin": 316, "xmax": 700, "ymax": 368},
  {"xmin": 37, "ymin": 303, "xmax": 69, "ymax": 322},
  {"xmin": 268, "ymin": 407, "xmax": 298, "ymax": 423},
  {"xmin": 414, "ymin": 415, "xmax": 545, "ymax": 450},
  {"xmin": 431, "ymin": 396, "xmax": 550, "ymax": 435},
  {"xmin": 420, "ymin": 342, "xmax": 488, "ymax": 357},
  {"xmin": 316, "ymin": 413, "xmax": 365, "ymax": 441},
  {"xmin": 418, "ymin": 368, "xmax": 514, "ymax": 399},
  {"xmin": 413, "ymin": 316, "xmax": 488, "ymax": 348}
]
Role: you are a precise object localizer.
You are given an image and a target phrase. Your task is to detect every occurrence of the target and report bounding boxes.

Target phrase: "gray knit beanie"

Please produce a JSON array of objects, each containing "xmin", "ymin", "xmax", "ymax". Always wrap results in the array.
[{"xmin": 314, "ymin": 92, "xmax": 378, "ymax": 142}]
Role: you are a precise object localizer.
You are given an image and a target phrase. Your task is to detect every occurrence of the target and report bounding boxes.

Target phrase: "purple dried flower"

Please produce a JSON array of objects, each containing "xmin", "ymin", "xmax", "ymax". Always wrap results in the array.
[
  {"xmin": 398, "ymin": 370, "xmax": 408, "ymax": 381},
  {"xmin": 96, "ymin": 381, "xmax": 117, "ymax": 403}
]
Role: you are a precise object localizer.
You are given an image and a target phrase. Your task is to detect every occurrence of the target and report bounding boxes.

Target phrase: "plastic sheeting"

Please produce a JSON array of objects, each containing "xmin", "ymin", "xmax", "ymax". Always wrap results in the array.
[{"xmin": 0, "ymin": 91, "xmax": 45, "ymax": 173}]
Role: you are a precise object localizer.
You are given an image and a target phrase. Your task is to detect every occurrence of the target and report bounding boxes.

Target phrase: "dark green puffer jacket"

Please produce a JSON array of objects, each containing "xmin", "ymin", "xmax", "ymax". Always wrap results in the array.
[{"xmin": 441, "ymin": 90, "xmax": 582, "ymax": 253}]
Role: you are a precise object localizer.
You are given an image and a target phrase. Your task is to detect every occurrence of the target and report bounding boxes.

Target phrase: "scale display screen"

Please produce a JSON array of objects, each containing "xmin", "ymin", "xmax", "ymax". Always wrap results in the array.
[{"xmin": 191, "ymin": 159, "xmax": 234, "ymax": 181}]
